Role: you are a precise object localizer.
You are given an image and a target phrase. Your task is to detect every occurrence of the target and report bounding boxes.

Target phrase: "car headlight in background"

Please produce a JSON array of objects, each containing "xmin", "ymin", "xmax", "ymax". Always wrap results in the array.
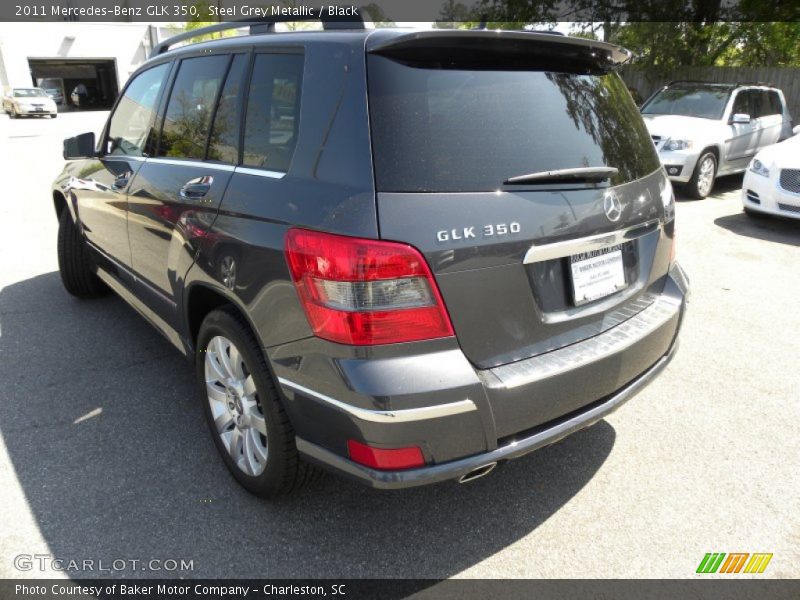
[
  {"xmin": 749, "ymin": 159, "xmax": 770, "ymax": 178},
  {"xmin": 662, "ymin": 139, "xmax": 693, "ymax": 152}
]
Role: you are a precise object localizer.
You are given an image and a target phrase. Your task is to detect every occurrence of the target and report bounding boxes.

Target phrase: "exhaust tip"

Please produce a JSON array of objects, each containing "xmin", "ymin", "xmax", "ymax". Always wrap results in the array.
[{"xmin": 457, "ymin": 462, "xmax": 497, "ymax": 484}]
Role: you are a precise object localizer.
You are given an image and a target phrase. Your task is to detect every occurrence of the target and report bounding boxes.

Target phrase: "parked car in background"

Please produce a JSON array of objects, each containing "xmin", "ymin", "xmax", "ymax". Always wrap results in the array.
[
  {"xmin": 38, "ymin": 78, "xmax": 66, "ymax": 105},
  {"xmin": 53, "ymin": 23, "xmax": 688, "ymax": 497},
  {"xmin": 2, "ymin": 87, "xmax": 58, "ymax": 118},
  {"xmin": 742, "ymin": 125, "xmax": 800, "ymax": 219},
  {"xmin": 44, "ymin": 87, "xmax": 65, "ymax": 105},
  {"xmin": 641, "ymin": 81, "xmax": 792, "ymax": 199}
]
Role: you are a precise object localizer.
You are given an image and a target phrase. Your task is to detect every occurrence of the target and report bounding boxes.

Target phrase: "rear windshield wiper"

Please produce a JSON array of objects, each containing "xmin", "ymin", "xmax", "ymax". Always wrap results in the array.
[{"xmin": 503, "ymin": 166, "xmax": 618, "ymax": 185}]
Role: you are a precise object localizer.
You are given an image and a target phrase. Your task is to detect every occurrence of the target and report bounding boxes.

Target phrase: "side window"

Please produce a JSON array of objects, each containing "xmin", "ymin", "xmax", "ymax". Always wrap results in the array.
[
  {"xmin": 764, "ymin": 91, "xmax": 782, "ymax": 116},
  {"xmin": 207, "ymin": 54, "xmax": 248, "ymax": 164},
  {"xmin": 107, "ymin": 63, "xmax": 169, "ymax": 157},
  {"xmin": 158, "ymin": 55, "xmax": 230, "ymax": 160},
  {"xmin": 750, "ymin": 91, "xmax": 765, "ymax": 118},
  {"xmin": 731, "ymin": 90, "xmax": 751, "ymax": 116},
  {"xmin": 242, "ymin": 53, "xmax": 304, "ymax": 172}
]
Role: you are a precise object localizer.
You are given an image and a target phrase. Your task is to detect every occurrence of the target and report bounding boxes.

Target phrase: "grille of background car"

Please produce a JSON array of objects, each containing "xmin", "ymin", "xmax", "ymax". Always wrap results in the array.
[{"xmin": 779, "ymin": 169, "xmax": 800, "ymax": 194}]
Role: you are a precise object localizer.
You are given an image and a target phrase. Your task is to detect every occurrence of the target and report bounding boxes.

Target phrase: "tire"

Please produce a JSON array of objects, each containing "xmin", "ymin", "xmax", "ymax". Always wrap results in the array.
[
  {"xmin": 51, "ymin": 113, "xmax": 57, "ymax": 119},
  {"xmin": 196, "ymin": 308, "xmax": 321, "ymax": 497},
  {"xmin": 57, "ymin": 209, "xmax": 107, "ymax": 298},
  {"xmin": 687, "ymin": 152, "xmax": 717, "ymax": 199},
  {"xmin": 9, "ymin": 106, "xmax": 16, "ymax": 119}
]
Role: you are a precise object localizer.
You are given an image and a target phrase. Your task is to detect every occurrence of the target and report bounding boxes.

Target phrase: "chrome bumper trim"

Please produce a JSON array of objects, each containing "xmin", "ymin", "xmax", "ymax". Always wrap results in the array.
[
  {"xmin": 296, "ymin": 341, "xmax": 679, "ymax": 489},
  {"xmin": 523, "ymin": 219, "xmax": 661, "ymax": 264},
  {"xmin": 486, "ymin": 293, "xmax": 682, "ymax": 389},
  {"xmin": 277, "ymin": 377, "xmax": 477, "ymax": 423}
]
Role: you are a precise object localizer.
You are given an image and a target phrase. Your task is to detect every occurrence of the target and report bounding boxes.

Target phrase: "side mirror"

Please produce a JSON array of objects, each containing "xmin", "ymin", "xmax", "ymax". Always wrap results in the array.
[
  {"xmin": 63, "ymin": 132, "xmax": 96, "ymax": 160},
  {"xmin": 793, "ymin": 125, "xmax": 800, "ymax": 137},
  {"xmin": 730, "ymin": 113, "xmax": 751, "ymax": 125}
]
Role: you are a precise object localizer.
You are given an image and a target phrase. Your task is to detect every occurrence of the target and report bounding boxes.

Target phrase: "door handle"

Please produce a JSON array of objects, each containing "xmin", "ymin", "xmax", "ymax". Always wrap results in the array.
[
  {"xmin": 111, "ymin": 171, "xmax": 132, "ymax": 191},
  {"xmin": 179, "ymin": 176, "xmax": 213, "ymax": 200}
]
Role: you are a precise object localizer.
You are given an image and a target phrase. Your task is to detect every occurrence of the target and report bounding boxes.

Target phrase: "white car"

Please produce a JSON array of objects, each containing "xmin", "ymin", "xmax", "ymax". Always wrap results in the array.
[
  {"xmin": 641, "ymin": 82, "xmax": 792, "ymax": 199},
  {"xmin": 2, "ymin": 87, "xmax": 58, "ymax": 118},
  {"xmin": 742, "ymin": 126, "xmax": 800, "ymax": 220}
]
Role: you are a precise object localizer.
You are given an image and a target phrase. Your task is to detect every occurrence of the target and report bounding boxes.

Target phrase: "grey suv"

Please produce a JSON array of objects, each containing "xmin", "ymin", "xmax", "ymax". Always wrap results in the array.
[{"xmin": 53, "ymin": 20, "xmax": 688, "ymax": 496}]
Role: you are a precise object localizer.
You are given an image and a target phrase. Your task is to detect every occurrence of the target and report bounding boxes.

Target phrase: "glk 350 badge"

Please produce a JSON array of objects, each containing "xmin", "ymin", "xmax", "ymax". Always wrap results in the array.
[{"xmin": 437, "ymin": 222, "xmax": 521, "ymax": 242}]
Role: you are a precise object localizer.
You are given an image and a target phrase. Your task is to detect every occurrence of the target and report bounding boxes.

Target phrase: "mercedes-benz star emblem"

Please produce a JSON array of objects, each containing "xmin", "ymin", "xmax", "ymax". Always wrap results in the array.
[{"xmin": 604, "ymin": 191, "xmax": 623, "ymax": 222}]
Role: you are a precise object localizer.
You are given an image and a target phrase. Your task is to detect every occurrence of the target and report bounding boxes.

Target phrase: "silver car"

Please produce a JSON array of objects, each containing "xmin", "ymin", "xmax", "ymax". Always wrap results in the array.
[
  {"xmin": 641, "ymin": 82, "xmax": 792, "ymax": 199},
  {"xmin": 2, "ymin": 87, "xmax": 58, "ymax": 119}
]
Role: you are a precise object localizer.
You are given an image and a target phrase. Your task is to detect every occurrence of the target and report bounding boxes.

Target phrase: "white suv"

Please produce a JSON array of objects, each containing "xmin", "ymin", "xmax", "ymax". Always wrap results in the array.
[{"xmin": 641, "ymin": 82, "xmax": 793, "ymax": 199}]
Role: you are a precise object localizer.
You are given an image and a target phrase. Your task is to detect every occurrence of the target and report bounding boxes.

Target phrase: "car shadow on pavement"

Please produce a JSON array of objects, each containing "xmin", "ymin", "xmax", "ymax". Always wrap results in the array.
[
  {"xmin": 714, "ymin": 212, "xmax": 800, "ymax": 247},
  {"xmin": 0, "ymin": 272, "xmax": 615, "ymax": 579}
]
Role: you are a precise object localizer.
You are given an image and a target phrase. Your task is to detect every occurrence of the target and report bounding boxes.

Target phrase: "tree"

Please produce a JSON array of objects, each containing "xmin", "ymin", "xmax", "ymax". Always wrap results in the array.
[{"xmin": 434, "ymin": 0, "xmax": 800, "ymax": 67}]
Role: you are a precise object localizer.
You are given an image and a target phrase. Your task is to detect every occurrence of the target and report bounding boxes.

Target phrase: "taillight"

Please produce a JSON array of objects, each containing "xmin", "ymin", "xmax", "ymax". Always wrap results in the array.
[
  {"xmin": 284, "ymin": 228, "xmax": 454, "ymax": 345},
  {"xmin": 347, "ymin": 440, "xmax": 425, "ymax": 470}
]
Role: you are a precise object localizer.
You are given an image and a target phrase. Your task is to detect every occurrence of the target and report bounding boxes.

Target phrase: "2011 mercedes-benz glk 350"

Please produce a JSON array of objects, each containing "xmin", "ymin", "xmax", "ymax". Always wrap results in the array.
[{"xmin": 53, "ymin": 20, "xmax": 689, "ymax": 496}]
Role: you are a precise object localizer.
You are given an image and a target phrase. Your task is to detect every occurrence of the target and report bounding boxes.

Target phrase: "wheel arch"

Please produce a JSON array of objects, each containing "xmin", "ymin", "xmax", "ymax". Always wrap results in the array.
[
  {"xmin": 53, "ymin": 189, "xmax": 68, "ymax": 219},
  {"xmin": 701, "ymin": 145, "xmax": 721, "ymax": 164},
  {"xmin": 184, "ymin": 282, "xmax": 267, "ymax": 355},
  {"xmin": 52, "ymin": 188, "xmax": 80, "ymax": 223}
]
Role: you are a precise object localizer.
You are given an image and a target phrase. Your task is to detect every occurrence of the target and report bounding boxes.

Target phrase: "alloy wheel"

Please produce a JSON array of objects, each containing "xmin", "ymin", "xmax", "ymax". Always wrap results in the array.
[
  {"xmin": 697, "ymin": 156, "xmax": 715, "ymax": 197},
  {"xmin": 204, "ymin": 335, "xmax": 268, "ymax": 476}
]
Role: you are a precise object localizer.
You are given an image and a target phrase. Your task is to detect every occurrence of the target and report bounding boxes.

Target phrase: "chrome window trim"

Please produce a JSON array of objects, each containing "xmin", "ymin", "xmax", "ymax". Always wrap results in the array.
[
  {"xmin": 146, "ymin": 157, "xmax": 236, "ymax": 171},
  {"xmin": 102, "ymin": 154, "xmax": 147, "ymax": 162},
  {"xmin": 277, "ymin": 378, "xmax": 477, "ymax": 423},
  {"xmin": 523, "ymin": 219, "xmax": 661, "ymax": 264},
  {"xmin": 234, "ymin": 166, "xmax": 286, "ymax": 179}
]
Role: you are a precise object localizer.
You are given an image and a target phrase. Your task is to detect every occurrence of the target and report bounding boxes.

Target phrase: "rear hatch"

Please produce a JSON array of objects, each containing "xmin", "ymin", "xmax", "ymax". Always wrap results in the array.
[{"xmin": 366, "ymin": 31, "xmax": 674, "ymax": 371}]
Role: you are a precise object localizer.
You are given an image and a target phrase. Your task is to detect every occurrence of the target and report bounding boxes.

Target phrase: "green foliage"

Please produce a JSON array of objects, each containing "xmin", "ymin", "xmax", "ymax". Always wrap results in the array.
[
  {"xmin": 433, "ymin": 0, "xmax": 800, "ymax": 67},
  {"xmin": 613, "ymin": 22, "xmax": 800, "ymax": 69}
]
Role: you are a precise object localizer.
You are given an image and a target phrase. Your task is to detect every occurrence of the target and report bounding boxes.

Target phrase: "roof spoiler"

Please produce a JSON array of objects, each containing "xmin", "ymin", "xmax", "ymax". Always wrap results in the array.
[
  {"xmin": 367, "ymin": 30, "xmax": 633, "ymax": 70},
  {"xmin": 150, "ymin": 14, "xmax": 365, "ymax": 58}
]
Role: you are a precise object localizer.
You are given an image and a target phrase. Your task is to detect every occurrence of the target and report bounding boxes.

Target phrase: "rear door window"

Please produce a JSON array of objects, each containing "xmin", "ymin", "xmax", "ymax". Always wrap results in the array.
[
  {"xmin": 367, "ymin": 56, "xmax": 660, "ymax": 192},
  {"xmin": 158, "ymin": 55, "xmax": 230, "ymax": 160},
  {"xmin": 242, "ymin": 53, "xmax": 304, "ymax": 173},
  {"xmin": 207, "ymin": 54, "xmax": 248, "ymax": 164},
  {"xmin": 762, "ymin": 91, "xmax": 781, "ymax": 117}
]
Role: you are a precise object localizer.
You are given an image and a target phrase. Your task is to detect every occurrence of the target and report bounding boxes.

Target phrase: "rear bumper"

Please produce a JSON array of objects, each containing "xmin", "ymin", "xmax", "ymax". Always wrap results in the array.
[
  {"xmin": 296, "ymin": 339, "xmax": 678, "ymax": 489},
  {"xmin": 272, "ymin": 263, "xmax": 689, "ymax": 489}
]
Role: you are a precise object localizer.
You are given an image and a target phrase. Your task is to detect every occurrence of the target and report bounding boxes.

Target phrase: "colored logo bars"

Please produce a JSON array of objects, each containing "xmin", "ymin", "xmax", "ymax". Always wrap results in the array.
[{"xmin": 696, "ymin": 553, "xmax": 773, "ymax": 574}]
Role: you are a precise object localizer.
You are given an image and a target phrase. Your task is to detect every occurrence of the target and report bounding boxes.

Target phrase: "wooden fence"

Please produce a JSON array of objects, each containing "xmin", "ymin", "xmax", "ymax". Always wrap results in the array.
[{"xmin": 620, "ymin": 67, "xmax": 800, "ymax": 121}]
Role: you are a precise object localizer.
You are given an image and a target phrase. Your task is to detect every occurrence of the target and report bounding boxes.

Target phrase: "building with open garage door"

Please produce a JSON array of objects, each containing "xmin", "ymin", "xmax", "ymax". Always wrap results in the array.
[{"xmin": 0, "ymin": 22, "xmax": 172, "ymax": 111}]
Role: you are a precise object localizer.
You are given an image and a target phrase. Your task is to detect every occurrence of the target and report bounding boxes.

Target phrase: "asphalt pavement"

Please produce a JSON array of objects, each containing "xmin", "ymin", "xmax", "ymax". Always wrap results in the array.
[{"xmin": 0, "ymin": 112, "xmax": 798, "ymax": 580}]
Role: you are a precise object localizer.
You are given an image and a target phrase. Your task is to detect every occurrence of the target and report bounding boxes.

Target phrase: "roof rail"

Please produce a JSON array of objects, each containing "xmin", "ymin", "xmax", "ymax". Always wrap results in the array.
[
  {"xmin": 734, "ymin": 81, "xmax": 774, "ymax": 88},
  {"xmin": 664, "ymin": 80, "xmax": 735, "ymax": 87},
  {"xmin": 150, "ymin": 14, "xmax": 365, "ymax": 58}
]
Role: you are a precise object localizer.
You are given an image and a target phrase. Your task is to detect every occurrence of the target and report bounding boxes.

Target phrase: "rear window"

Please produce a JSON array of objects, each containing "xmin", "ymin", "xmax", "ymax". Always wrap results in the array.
[{"xmin": 367, "ymin": 56, "xmax": 660, "ymax": 192}]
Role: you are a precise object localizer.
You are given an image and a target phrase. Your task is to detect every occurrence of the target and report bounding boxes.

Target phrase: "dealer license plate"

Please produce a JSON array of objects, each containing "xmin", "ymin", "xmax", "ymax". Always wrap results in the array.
[{"xmin": 570, "ymin": 245, "xmax": 627, "ymax": 305}]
